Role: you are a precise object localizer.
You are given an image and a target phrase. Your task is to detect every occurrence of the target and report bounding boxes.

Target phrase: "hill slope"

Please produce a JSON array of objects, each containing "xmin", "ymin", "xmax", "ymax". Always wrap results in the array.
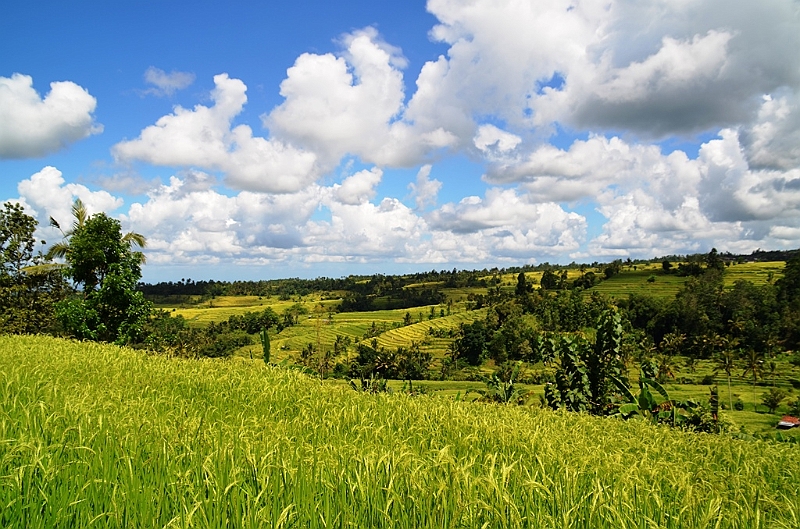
[{"xmin": 1, "ymin": 335, "xmax": 799, "ymax": 528}]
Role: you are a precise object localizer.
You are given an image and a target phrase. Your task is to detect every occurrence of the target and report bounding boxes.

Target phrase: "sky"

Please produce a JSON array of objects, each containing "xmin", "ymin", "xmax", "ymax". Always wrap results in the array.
[{"xmin": 2, "ymin": 0, "xmax": 800, "ymax": 283}]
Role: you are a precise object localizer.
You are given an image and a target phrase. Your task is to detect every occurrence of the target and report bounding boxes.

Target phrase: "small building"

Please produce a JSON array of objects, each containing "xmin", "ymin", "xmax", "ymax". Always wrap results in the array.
[{"xmin": 776, "ymin": 416, "xmax": 800, "ymax": 429}]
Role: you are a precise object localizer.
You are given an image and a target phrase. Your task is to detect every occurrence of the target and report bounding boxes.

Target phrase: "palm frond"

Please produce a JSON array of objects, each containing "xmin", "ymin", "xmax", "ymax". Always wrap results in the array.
[
  {"xmin": 123, "ymin": 231, "xmax": 147, "ymax": 250},
  {"xmin": 71, "ymin": 198, "xmax": 88, "ymax": 232},
  {"xmin": 21, "ymin": 262, "xmax": 67, "ymax": 275},
  {"xmin": 44, "ymin": 241, "xmax": 70, "ymax": 261}
]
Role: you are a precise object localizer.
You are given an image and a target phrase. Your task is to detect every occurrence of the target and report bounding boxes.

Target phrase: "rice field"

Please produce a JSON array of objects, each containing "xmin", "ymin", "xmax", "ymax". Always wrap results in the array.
[
  {"xmin": 723, "ymin": 261, "xmax": 784, "ymax": 287},
  {"xmin": 2, "ymin": 335, "xmax": 800, "ymax": 528}
]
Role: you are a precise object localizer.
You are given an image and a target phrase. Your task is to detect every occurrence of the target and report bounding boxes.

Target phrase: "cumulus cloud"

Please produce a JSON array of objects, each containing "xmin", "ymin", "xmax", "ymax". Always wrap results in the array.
[
  {"xmin": 306, "ymin": 197, "xmax": 426, "ymax": 260},
  {"xmin": 266, "ymin": 27, "xmax": 458, "ymax": 169},
  {"xmin": 474, "ymin": 125, "xmax": 521, "ymax": 156},
  {"xmin": 418, "ymin": 0, "xmax": 800, "ymax": 140},
  {"xmin": 14, "ymin": 166, "xmax": 123, "ymax": 246},
  {"xmin": 332, "ymin": 168, "xmax": 382, "ymax": 205},
  {"xmin": 428, "ymin": 187, "xmax": 586, "ymax": 257},
  {"xmin": 142, "ymin": 67, "xmax": 196, "ymax": 97},
  {"xmin": 408, "ymin": 164, "xmax": 442, "ymax": 210},
  {"xmin": 113, "ymin": 73, "xmax": 319, "ymax": 193},
  {"xmin": 0, "ymin": 74, "xmax": 102, "ymax": 159},
  {"xmin": 484, "ymin": 134, "xmax": 701, "ymax": 209},
  {"xmin": 739, "ymin": 92, "xmax": 800, "ymax": 171}
]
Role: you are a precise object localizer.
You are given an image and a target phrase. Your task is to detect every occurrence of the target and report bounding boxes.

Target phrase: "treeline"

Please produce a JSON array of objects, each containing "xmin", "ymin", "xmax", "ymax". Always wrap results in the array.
[
  {"xmin": 446, "ymin": 254, "xmax": 800, "ymax": 373},
  {"xmin": 138, "ymin": 269, "xmax": 491, "ymax": 301}
]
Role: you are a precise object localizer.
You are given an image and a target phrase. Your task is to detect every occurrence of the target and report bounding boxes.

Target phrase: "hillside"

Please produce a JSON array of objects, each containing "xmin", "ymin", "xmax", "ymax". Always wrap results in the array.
[{"xmin": 2, "ymin": 335, "xmax": 799, "ymax": 528}]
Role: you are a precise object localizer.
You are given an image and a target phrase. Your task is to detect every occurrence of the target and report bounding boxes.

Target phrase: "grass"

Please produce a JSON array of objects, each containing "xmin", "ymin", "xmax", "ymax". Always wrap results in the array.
[
  {"xmin": 723, "ymin": 261, "xmax": 784, "ymax": 287},
  {"xmin": 3, "ymin": 334, "xmax": 800, "ymax": 528},
  {"xmin": 587, "ymin": 269, "xmax": 688, "ymax": 300}
]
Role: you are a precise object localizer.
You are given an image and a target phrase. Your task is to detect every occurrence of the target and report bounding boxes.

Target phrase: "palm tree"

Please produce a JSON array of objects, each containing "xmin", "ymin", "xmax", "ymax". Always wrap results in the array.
[
  {"xmin": 741, "ymin": 349, "xmax": 764, "ymax": 412},
  {"xmin": 714, "ymin": 349, "xmax": 737, "ymax": 411},
  {"xmin": 46, "ymin": 198, "xmax": 146, "ymax": 264}
]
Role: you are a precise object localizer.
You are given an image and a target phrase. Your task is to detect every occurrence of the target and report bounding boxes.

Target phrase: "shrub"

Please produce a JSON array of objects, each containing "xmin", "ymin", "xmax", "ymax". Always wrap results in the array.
[
  {"xmin": 761, "ymin": 387, "xmax": 787, "ymax": 414},
  {"xmin": 700, "ymin": 374, "xmax": 716, "ymax": 385}
]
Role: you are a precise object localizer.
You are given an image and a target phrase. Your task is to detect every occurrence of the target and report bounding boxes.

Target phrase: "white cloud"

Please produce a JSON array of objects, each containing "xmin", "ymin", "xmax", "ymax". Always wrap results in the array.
[
  {"xmin": 408, "ymin": 164, "xmax": 442, "ymax": 210},
  {"xmin": 266, "ymin": 27, "xmax": 458, "ymax": 169},
  {"xmin": 474, "ymin": 124, "xmax": 521, "ymax": 155},
  {"xmin": 740, "ymin": 91, "xmax": 800, "ymax": 171},
  {"xmin": 14, "ymin": 166, "xmax": 123, "ymax": 245},
  {"xmin": 428, "ymin": 187, "xmax": 586, "ymax": 258},
  {"xmin": 416, "ymin": 0, "xmax": 800, "ymax": 141},
  {"xmin": 142, "ymin": 67, "xmax": 196, "ymax": 97},
  {"xmin": 113, "ymin": 73, "xmax": 319, "ymax": 193},
  {"xmin": 0, "ymin": 74, "xmax": 102, "ymax": 159},
  {"xmin": 485, "ymin": 134, "xmax": 701, "ymax": 207},
  {"xmin": 306, "ymin": 197, "xmax": 426, "ymax": 260},
  {"xmin": 332, "ymin": 168, "xmax": 382, "ymax": 205}
]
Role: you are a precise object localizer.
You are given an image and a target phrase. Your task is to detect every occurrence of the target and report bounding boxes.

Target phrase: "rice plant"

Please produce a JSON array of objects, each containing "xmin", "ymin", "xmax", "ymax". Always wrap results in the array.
[{"xmin": 1, "ymin": 334, "xmax": 799, "ymax": 528}]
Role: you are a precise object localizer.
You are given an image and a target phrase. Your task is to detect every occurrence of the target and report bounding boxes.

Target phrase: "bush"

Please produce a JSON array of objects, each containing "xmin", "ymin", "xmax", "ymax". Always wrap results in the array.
[
  {"xmin": 788, "ymin": 396, "xmax": 800, "ymax": 417},
  {"xmin": 700, "ymin": 374, "xmax": 716, "ymax": 385},
  {"xmin": 734, "ymin": 399, "xmax": 745, "ymax": 411},
  {"xmin": 761, "ymin": 387, "xmax": 788, "ymax": 414},
  {"xmin": 684, "ymin": 407, "xmax": 734, "ymax": 434}
]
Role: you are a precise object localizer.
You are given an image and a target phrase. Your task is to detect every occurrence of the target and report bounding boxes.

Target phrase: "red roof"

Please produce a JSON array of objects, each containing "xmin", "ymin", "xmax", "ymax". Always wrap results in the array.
[{"xmin": 777, "ymin": 416, "xmax": 800, "ymax": 428}]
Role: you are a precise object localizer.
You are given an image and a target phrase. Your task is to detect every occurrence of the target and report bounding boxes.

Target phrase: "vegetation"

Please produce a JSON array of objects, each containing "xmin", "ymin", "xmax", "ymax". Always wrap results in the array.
[
  {"xmin": 2, "ymin": 335, "xmax": 799, "ymax": 528},
  {"xmin": 5, "ymin": 201, "xmax": 800, "ymax": 525}
]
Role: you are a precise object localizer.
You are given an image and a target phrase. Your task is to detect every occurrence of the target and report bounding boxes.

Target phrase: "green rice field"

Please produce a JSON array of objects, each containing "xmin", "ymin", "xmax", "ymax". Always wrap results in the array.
[{"xmin": 2, "ymin": 335, "xmax": 800, "ymax": 528}]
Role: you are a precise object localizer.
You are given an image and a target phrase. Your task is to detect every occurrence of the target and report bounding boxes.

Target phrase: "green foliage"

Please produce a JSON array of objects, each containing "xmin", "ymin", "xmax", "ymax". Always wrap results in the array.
[
  {"xmin": 789, "ymin": 395, "xmax": 800, "ymax": 416},
  {"xmin": 260, "ymin": 328, "xmax": 271, "ymax": 363},
  {"xmin": 50, "ymin": 211, "xmax": 152, "ymax": 344},
  {"xmin": 396, "ymin": 341, "xmax": 432, "ymax": 387},
  {"xmin": 350, "ymin": 342, "xmax": 398, "ymax": 379},
  {"xmin": 761, "ymin": 387, "xmax": 787, "ymax": 413},
  {"xmin": 544, "ymin": 334, "xmax": 591, "ymax": 412},
  {"xmin": 349, "ymin": 374, "xmax": 391, "ymax": 394},
  {"xmin": 471, "ymin": 361, "xmax": 531, "ymax": 404},
  {"xmin": 453, "ymin": 320, "xmax": 489, "ymax": 366},
  {"xmin": 7, "ymin": 334, "xmax": 799, "ymax": 528},
  {"xmin": 0, "ymin": 202, "xmax": 67, "ymax": 334},
  {"xmin": 544, "ymin": 310, "xmax": 625, "ymax": 415}
]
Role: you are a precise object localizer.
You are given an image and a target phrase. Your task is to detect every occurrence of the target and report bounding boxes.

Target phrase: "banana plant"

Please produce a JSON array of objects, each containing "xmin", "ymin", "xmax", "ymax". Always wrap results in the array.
[
  {"xmin": 470, "ymin": 361, "xmax": 531, "ymax": 405},
  {"xmin": 610, "ymin": 371, "xmax": 698, "ymax": 427}
]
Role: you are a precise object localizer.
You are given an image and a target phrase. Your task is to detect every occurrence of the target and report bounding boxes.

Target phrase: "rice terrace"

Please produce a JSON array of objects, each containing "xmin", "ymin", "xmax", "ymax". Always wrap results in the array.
[
  {"xmin": 3, "ymin": 203, "xmax": 800, "ymax": 528},
  {"xmin": 5, "ymin": 1, "xmax": 800, "ymax": 527}
]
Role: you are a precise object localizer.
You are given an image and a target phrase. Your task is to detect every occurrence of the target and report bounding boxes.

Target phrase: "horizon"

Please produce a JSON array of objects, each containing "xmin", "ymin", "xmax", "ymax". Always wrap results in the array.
[{"xmin": 3, "ymin": 1, "xmax": 800, "ymax": 283}]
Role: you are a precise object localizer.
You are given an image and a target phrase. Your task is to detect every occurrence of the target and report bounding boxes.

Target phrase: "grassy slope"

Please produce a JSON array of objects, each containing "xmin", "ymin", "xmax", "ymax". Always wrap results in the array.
[
  {"xmin": 2, "ymin": 335, "xmax": 800, "ymax": 528},
  {"xmin": 146, "ymin": 262, "xmax": 799, "ymax": 433}
]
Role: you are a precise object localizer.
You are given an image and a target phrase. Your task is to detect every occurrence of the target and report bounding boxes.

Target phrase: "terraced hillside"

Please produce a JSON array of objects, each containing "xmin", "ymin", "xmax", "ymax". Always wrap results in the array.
[{"xmin": 2, "ymin": 335, "xmax": 799, "ymax": 528}]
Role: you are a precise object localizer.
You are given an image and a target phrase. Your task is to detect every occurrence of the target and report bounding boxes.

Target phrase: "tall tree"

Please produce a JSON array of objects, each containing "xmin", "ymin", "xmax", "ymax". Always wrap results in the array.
[
  {"xmin": 741, "ymin": 349, "xmax": 764, "ymax": 412},
  {"xmin": 47, "ymin": 198, "xmax": 147, "ymax": 268},
  {"xmin": 714, "ymin": 348, "xmax": 737, "ymax": 411},
  {"xmin": 0, "ymin": 202, "xmax": 67, "ymax": 333},
  {"xmin": 53, "ymin": 211, "xmax": 151, "ymax": 344}
]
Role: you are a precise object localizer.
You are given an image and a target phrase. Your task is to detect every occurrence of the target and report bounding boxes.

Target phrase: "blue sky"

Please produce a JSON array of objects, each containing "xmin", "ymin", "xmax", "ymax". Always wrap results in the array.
[{"xmin": 3, "ymin": 0, "xmax": 800, "ymax": 282}]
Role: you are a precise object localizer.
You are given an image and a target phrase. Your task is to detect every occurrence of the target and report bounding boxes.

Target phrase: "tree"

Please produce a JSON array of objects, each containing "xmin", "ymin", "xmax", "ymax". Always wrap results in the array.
[
  {"xmin": 396, "ymin": 342, "xmax": 432, "ymax": 391},
  {"xmin": 741, "ymin": 349, "xmax": 764, "ymax": 412},
  {"xmin": 53, "ymin": 212, "xmax": 151, "ymax": 344},
  {"xmin": 47, "ymin": 198, "xmax": 146, "ymax": 268},
  {"xmin": 761, "ymin": 387, "xmax": 786, "ymax": 414},
  {"xmin": 454, "ymin": 320, "xmax": 489, "ymax": 366},
  {"xmin": 515, "ymin": 272, "xmax": 530, "ymax": 297},
  {"xmin": 705, "ymin": 248, "xmax": 725, "ymax": 272},
  {"xmin": 0, "ymin": 202, "xmax": 67, "ymax": 333},
  {"xmin": 544, "ymin": 309, "xmax": 625, "ymax": 415},
  {"xmin": 540, "ymin": 269, "xmax": 559, "ymax": 290},
  {"xmin": 714, "ymin": 349, "xmax": 737, "ymax": 411},
  {"xmin": 260, "ymin": 328, "xmax": 271, "ymax": 363}
]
